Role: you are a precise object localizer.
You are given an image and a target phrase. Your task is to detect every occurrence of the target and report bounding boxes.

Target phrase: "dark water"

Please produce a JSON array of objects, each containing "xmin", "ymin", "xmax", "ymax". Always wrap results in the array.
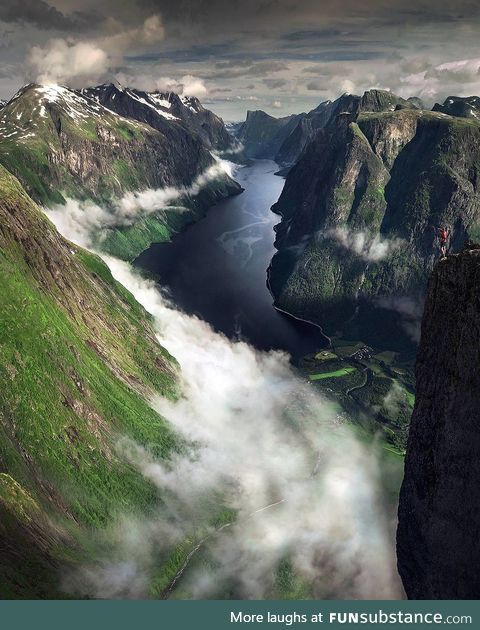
[{"xmin": 134, "ymin": 160, "xmax": 327, "ymax": 360}]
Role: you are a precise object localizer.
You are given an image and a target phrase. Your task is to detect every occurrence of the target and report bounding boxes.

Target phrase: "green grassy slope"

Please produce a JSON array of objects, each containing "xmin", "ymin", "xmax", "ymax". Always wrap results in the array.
[{"xmin": 0, "ymin": 165, "xmax": 181, "ymax": 597}]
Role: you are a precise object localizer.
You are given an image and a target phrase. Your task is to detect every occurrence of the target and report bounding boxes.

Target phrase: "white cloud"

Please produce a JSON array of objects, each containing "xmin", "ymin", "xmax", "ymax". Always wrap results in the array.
[
  {"xmin": 325, "ymin": 227, "xmax": 404, "ymax": 262},
  {"xmin": 65, "ymin": 256, "xmax": 401, "ymax": 600},
  {"xmin": 44, "ymin": 157, "xmax": 236, "ymax": 247},
  {"xmin": 28, "ymin": 38, "xmax": 109, "ymax": 84},
  {"xmin": 26, "ymin": 14, "xmax": 165, "ymax": 85},
  {"xmin": 116, "ymin": 73, "xmax": 208, "ymax": 97},
  {"xmin": 179, "ymin": 74, "xmax": 207, "ymax": 97},
  {"xmin": 43, "ymin": 205, "xmax": 402, "ymax": 600},
  {"xmin": 399, "ymin": 57, "xmax": 480, "ymax": 101}
]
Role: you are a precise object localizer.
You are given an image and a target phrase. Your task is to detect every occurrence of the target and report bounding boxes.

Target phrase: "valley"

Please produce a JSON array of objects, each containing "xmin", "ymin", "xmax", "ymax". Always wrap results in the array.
[
  {"xmin": 134, "ymin": 160, "xmax": 328, "ymax": 359},
  {"xmin": 0, "ymin": 76, "xmax": 478, "ymax": 601},
  {"xmin": 4, "ymin": 0, "xmax": 480, "ymax": 606}
]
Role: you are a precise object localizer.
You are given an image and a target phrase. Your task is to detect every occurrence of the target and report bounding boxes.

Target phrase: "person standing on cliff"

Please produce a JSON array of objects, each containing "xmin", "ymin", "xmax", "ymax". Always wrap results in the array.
[{"xmin": 434, "ymin": 225, "xmax": 450, "ymax": 259}]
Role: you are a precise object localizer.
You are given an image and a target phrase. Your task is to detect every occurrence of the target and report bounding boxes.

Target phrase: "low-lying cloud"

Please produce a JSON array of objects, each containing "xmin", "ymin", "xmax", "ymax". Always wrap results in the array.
[
  {"xmin": 44, "ymin": 157, "xmax": 235, "ymax": 248},
  {"xmin": 116, "ymin": 73, "xmax": 208, "ymax": 98},
  {"xmin": 69, "ymin": 257, "xmax": 401, "ymax": 599},
  {"xmin": 325, "ymin": 227, "xmax": 404, "ymax": 262},
  {"xmin": 44, "ymin": 195, "xmax": 402, "ymax": 600}
]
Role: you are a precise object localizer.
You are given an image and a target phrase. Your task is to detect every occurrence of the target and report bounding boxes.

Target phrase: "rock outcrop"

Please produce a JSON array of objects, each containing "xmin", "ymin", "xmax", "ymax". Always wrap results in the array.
[
  {"xmin": 397, "ymin": 245, "xmax": 480, "ymax": 598},
  {"xmin": 433, "ymin": 95, "xmax": 480, "ymax": 120}
]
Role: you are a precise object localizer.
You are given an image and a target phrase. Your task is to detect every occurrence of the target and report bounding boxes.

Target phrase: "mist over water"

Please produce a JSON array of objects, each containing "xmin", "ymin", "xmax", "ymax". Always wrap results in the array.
[{"xmin": 44, "ymin": 164, "xmax": 402, "ymax": 599}]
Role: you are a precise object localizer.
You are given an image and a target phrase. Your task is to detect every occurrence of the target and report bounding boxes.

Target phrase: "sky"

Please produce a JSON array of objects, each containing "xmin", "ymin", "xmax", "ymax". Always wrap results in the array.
[{"xmin": 2, "ymin": 0, "xmax": 480, "ymax": 120}]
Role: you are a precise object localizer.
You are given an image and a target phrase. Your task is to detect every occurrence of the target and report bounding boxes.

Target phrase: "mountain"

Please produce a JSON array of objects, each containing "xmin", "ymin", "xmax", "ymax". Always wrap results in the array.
[
  {"xmin": 268, "ymin": 106, "xmax": 480, "ymax": 349},
  {"xmin": 274, "ymin": 94, "xmax": 360, "ymax": 167},
  {"xmin": 236, "ymin": 109, "xmax": 301, "ymax": 160},
  {"xmin": 237, "ymin": 90, "xmax": 422, "ymax": 168},
  {"xmin": 0, "ymin": 164, "xmax": 180, "ymax": 597},
  {"xmin": 397, "ymin": 244, "xmax": 480, "ymax": 598},
  {"xmin": 0, "ymin": 83, "xmax": 241, "ymax": 260},
  {"xmin": 82, "ymin": 83, "xmax": 234, "ymax": 151},
  {"xmin": 358, "ymin": 89, "xmax": 420, "ymax": 113},
  {"xmin": 432, "ymin": 95, "xmax": 480, "ymax": 119}
]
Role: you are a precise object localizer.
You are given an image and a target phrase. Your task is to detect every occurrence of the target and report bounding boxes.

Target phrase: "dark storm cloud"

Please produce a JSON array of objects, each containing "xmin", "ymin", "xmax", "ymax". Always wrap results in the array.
[
  {"xmin": 214, "ymin": 59, "xmax": 255, "ymax": 69},
  {"xmin": 282, "ymin": 29, "xmax": 344, "ymax": 41},
  {"xmin": 209, "ymin": 60, "xmax": 289, "ymax": 79},
  {"xmin": 263, "ymin": 78, "xmax": 287, "ymax": 89},
  {"xmin": 136, "ymin": 0, "xmax": 480, "ymax": 30},
  {"xmin": 125, "ymin": 42, "xmax": 237, "ymax": 63},
  {"xmin": 128, "ymin": 46, "xmax": 384, "ymax": 66},
  {"xmin": 0, "ymin": 0, "xmax": 93, "ymax": 31}
]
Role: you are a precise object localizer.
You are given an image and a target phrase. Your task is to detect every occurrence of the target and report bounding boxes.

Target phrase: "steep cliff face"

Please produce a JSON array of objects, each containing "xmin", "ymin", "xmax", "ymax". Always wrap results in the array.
[
  {"xmin": 397, "ymin": 245, "xmax": 480, "ymax": 598},
  {"xmin": 237, "ymin": 90, "xmax": 421, "ymax": 168},
  {"xmin": 275, "ymin": 94, "xmax": 360, "ymax": 167},
  {"xmin": 269, "ymin": 108, "xmax": 480, "ymax": 345},
  {"xmin": 237, "ymin": 109, "xmax": 301, "ymax": 159},
  {"xmin": 0, "ymin": 164, "xmax": 180, "ymax": 596}
]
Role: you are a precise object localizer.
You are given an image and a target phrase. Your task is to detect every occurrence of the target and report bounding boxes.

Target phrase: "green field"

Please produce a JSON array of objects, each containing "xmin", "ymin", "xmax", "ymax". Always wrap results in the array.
[{"xmin": 309, "ymin": 367, "xmax": 356, "ymax": 380}]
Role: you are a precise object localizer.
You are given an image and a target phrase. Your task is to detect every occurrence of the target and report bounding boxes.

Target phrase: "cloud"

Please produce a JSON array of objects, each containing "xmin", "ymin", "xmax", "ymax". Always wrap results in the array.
[
  {"xmin": 376, "ymin": 296, "xmax": 424, "ymax": 342},
  {"xmin": 306, "ymin": 79, "xmax": 325, "ymax": 90},
  {"xmin": 0, "ymin": 0, "xmax": 92, "ymax": 31},
  {"xmin": 302, "ymin": 65, "xmax": 326, "ymax": 74},
  {"xmin": 325, "ymin": 227, "xmax": 404, "ymax": 262},
  {"xmin": 141, "ymin": 14, "xmax": 165, "ymax": 44},
  {"xmin": 399, "ymin": 57, "xmax": 480, "ymax": 101},
  {"xmin": 177, "ymin": 75, "xmax": 207, "ymax": 97},
  {"xmin": 115, "ymin": 72, "xmax": 208, "ymax": 97},
  {"xmin": 28, "ymin": 38, "xmax": 109, "ymax": 84},
  {"xmin": 426, "ymin": 58, "xmax": 480, "ymax": 83},
  {"xmin": 209, "ymin": 60, "xmax": 289, "ymax": 80},
  {"xmin": 41, "ymin": 181, "xmax": 402, "ymax": 600},
  {"xmin": 26, "ymin": 14, "xmax": 165, "ymax": 84},
  {"xmin": 44, "ymin": 157, "xmax": 236, "ymax": 248},
  {"xmin": 271, "ymin": 100, "xmax": 282, "ymax": 109},
  {"xmin": 210, "ymin": 87, "xmax": 232, "ymax": 94},
  {"xmin": 303, "ymin": 62, "xmax": 377, "ymax": 97},
  {"xmin": 378, "ymin": 381, "xmax": 411, "ymax": 422},
  {"xmin": 5, "ymin": 0, "xmax": 480, "ymax": 120},
  {"xmin": 58, "ymin": 255, "xmax": 401, "ymax": 599},
  {"xmin": 263, "ymin": 78, "xmax": 287, "ymax": 89}
]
